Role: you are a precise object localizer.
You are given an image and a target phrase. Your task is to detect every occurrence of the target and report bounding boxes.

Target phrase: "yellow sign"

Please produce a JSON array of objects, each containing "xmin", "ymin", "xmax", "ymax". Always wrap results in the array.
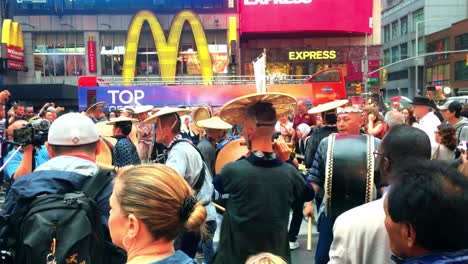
[
  {"xmin": 123, "ymin": 10, "xmax": 213, "ymax": 85},
  {"xmin": 288, "ymin": 50, "xmax": 336, "ymax": 60},
  {"xmin": 1, "ymin": 19, "xmax": 23, "ymax": 49},
  {"xmin": 356, "ymin": 83, "xmax": 362, "ymax": 94}
]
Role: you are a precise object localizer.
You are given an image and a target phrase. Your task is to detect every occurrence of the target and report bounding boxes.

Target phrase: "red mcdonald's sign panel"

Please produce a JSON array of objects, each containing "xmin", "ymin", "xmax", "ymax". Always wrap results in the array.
[{"xmin": 87, "ymin": 35, "xmax": 97, "ymax": 73}]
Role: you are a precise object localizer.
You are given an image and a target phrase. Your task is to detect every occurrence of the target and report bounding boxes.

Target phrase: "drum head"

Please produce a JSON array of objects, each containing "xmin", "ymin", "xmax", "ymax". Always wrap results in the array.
[
  {"xmin": 215, "ymin": 138, "xmax": 248, "ymax": 174},
  {"xmin": 95, "ymin": 122, "xmax": 117, "ymax": 146}
]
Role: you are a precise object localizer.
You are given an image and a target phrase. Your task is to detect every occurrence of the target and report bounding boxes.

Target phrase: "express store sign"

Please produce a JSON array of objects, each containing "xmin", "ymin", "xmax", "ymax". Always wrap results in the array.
[{"xmin": 240, "ymin": 0, "xmax": 373, "ymax": 35}]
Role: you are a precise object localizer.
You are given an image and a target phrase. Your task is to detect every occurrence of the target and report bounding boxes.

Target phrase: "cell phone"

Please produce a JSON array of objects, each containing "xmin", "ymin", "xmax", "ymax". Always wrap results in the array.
[
  {"xmin": 427, "ymin": 86, "xmax": 436, "ymax": 92},
  {"xmin": 13, "ymin": 126, "xmax": 34, "ymax": 145}
]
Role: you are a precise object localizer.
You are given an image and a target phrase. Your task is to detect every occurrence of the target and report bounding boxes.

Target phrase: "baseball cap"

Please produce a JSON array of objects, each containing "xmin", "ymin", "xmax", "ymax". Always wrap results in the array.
[
  {"xmin": 48, "ymin": 113, "xmax": 99, "ymax": 146},
  {"xmin": 439, "ymin": 100, "xmax": 462, "ymax": 112}
]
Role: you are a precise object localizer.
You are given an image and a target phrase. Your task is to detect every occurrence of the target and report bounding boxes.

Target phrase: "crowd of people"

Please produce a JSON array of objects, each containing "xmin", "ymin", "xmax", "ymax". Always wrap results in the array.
[{"xmin": 0, "ymin": 87, "xmax": 466, "ymax": 264}]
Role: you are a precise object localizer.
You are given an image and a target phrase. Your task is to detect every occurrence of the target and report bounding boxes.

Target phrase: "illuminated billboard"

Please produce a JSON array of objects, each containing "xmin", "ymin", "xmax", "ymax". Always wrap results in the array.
[{"xmin": 240, "ymin": 0, "xmax": 373, "ymax": 35}]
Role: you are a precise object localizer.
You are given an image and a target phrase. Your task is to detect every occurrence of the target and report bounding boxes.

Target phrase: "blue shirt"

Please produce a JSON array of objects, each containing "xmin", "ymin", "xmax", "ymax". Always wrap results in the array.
[
  {"xmin": 112, "ymin": 136, "xmax": 141, "ymax": 167},
  {"xmin": 4, "ymin": 145, "xmax": 50, "ymax": 179},
  {"xmin": 148, "ymin": 251, "xmax": 195, "ymax": 264}
]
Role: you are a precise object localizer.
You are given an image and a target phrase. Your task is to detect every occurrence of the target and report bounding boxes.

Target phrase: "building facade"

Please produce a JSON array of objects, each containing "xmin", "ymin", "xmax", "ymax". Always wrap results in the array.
[
  {"xmin": 0, "ymin": 0, "xmax": 236, "ymax": 107},
  {"xmin": 381, "ymin": 0, "xmax": 468, "ymax": 99},
  {"xmin": 239, "ymin": 0, "xmax": 382, "ymax": 96},
  {"xmin": 425, "ymin": 19, "xmax": 468, "ymax": 95}
]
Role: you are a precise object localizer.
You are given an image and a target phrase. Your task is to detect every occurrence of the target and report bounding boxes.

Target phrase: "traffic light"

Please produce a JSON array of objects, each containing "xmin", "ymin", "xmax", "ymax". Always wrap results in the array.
[
  {"xmin": 466, "ymin": 53, "xmax": 468, "ymax": 66},
  {"xmin": 356, "ymin": 83, "xmax": 362, "ymax": 94}
]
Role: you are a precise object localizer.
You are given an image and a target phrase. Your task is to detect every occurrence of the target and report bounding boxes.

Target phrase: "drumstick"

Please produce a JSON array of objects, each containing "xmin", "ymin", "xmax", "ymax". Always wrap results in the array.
[
  {"xmin": 212, "ymin": 202, "xmax": 225, "ymax": 212},
  {"xmin": 307, "ymin": 217, "xmax": 312, "ymax": 251}
]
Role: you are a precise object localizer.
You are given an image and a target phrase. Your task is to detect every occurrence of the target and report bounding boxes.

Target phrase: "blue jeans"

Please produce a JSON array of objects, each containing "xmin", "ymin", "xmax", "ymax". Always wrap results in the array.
[
  {"xmin": 201, "ymin": 220, "xmax": 217, "ymax": 264},
  {"xmin": 315, "ymin": 215, "xmax": 334, "ymax": 264}
]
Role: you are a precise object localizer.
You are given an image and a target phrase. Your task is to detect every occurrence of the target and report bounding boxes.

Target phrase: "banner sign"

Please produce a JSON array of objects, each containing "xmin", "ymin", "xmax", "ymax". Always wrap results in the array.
[
  {"xmin": 87, "ymin": 36, "xmax": 97, "ymax": 73},
  {"xmin": 78, "ymin": 84, "xmax": 314, "ymax": 112}
]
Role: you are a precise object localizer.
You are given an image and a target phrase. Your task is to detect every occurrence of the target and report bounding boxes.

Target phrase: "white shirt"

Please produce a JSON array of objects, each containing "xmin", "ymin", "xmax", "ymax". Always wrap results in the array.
[
  {"xmin": 417, "ymin": 111, "xmax": 441, "ymax": 156},
  {"xmin": 328, "ymin": 197, "xmax": 392, "ymax": 264}
]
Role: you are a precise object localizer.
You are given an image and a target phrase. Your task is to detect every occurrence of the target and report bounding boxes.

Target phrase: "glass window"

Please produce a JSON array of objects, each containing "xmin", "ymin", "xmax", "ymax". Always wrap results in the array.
[
  {"xmin": 418, "ymin": 37, "xmax": 424, "ymax": 55},
  {"xmin": 400, "ymin": 16, "xmax": 408, "ymax": 35},
  {"xmin": 412, "ymin": 9, "xmax": 424, "ymax": 32},
  {"xmin": 384, "ymin": 25, "xmax": 390, "ymax": 42},
  {"xmin": 455, "ymin": 33, "xmax": 468, "ymax": 50},
  {"xmin": 100, "ymin": 32, "xmax": 125, "ymax": 76},
  {"xmin": 33, "ymin": 32, "xmax": 85, "ymax": 76},
  {"xmin": 391, "ymin": 20, "xmax": 399, "ymax": 39},
  {"xmin": 308, "ymin": 69, "xmax": 341, "ymax": 82},
  {"xmin": 455, "ymin": 60, "xmax": 468, "ymax": 81},
  {"xmin": 391, "ymin": 46, "xmax": 399, "ymax": 63},
  {"xmin": 411, "ymin": 40, "xmax": 416, "ymax": 56},
  {"xmin": 384, "ymin": 49, "xmax": 391, "ymax": 65},
  {"xmin": 400, "ymin": 43, "xmax": 408, "ymax": 59}
]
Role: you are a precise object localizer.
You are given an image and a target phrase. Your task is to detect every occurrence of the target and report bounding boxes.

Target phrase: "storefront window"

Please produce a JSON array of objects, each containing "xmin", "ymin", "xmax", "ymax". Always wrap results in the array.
[
  {"xmin": 100, "ymin": 32, "xmax": 126, "ymax": 76},
  {"xmin": 426, "ymin": 64, "xmax": 450, "ymax": 85},
  {"xmin": 33, "ymin": 32, "xmax": 85, "ymax": 77}
]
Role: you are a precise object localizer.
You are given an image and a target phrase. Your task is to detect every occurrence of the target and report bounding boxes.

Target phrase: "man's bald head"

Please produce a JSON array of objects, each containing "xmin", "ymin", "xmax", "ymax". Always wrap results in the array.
[{"xmin": 297, "ymin": 100, "xmax": 307, "ymax": 114}]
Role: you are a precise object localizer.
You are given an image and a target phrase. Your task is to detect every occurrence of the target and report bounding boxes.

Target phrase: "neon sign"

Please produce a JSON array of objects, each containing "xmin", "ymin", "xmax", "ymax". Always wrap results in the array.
[{"xmin": 288, "ymin": 50, "xmax": 337, "ymax": 60}]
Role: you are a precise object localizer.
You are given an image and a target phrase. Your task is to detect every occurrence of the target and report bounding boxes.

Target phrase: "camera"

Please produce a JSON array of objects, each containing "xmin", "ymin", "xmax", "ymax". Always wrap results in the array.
[
  {"xmin": 427, "ymin": 86, "xmax": 436, "ymax": 92},
  {"xmin": 456, "ymin": 141, "xmax": 467, "ymax": 154},
  {"xmin": 12, "ymin": 119, "xmax": 50, "ymax": 147}
]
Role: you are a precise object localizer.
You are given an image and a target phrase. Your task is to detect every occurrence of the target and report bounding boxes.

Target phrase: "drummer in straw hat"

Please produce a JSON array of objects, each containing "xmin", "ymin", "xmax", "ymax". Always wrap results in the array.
[
  {"xmin": 196, "ymin": 116, "xmax": 232, "ymax": 176},
  {"xmin": 303, "ymin": 104, "xmax": 381, "ymax": 264},
  {"xmin": 106, "ymin": 116, "xmax": 141, "ymax": 167},
  {"xmin": 143, "ymin": 107, "xmax": 216, "ymax": 259},
  {"xmin": 212, "ymin": 93, "xmax": 315, "ymax": 264}
]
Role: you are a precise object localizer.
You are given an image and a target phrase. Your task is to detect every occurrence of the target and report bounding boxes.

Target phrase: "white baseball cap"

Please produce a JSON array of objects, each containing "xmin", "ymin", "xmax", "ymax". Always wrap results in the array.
[{"xmin": 48, "ymin": 113, "xmax": 100, "ymax": 146}]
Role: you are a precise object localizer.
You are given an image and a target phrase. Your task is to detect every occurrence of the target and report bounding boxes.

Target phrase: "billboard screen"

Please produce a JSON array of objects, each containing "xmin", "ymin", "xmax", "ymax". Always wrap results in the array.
[{"xmin": 240, "ymin": 0, "xmax": 373, "ymax": 35}]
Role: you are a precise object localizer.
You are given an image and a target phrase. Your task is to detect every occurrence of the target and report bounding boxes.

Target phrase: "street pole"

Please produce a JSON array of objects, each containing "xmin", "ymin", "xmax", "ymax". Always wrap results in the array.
[
  {"xmin": 415, "ymin": 18, "xmax": 446, "ymax": 96},
  {"xmin": 363, "ymin": 33, "xmax": 369, "ymax": 95}
]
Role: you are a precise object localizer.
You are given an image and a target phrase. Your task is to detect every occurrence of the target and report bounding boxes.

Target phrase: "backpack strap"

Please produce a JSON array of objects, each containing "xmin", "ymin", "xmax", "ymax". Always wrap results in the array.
[
  {"xmin": 167, "ymin": 139, "xmax": 206, "ymax": 194},
  {"xmin": 82, "ymin": 169, "xmax": 113, "ymax": 200}
]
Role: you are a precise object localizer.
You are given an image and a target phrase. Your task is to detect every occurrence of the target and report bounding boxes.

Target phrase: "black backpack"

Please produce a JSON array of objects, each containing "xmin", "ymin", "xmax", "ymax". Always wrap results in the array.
[{"xmin": 0, "ymin": 169, "xmax": 123, "ymax": 264}]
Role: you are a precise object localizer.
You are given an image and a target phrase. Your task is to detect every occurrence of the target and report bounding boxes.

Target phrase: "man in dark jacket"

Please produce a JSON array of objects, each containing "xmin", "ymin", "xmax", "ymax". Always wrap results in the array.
[
  {"xmin": 384, "ymin": 160, "xmax": 468, "ymax": 264},
  {"xmin": 3, "ymin": 113, "xmax": 113, "ymax": 224}
]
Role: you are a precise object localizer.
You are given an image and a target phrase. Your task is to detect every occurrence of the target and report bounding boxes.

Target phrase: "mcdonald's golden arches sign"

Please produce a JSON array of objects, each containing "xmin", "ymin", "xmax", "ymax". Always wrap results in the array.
[
  {"xmin": 123, "ymin": 10, "xmax": 213, "ymax": 85},
  {"xmin": 1, "ymin": 19, "xmax": 25, "ymax": 71}
]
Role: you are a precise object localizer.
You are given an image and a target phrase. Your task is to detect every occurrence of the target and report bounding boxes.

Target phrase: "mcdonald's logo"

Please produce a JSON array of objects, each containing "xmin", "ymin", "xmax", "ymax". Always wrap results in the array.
[
  {"xmin": 123, "ymin": 10, "xmax": 213, "ymax": 85},
  {"xmin": 1, "ymin": 19, "xmax": 25, "ymax": 71}
]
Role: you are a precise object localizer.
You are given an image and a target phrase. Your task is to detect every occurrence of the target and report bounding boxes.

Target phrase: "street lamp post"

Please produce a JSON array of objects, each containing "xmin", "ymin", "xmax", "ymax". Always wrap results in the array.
[{"xmin": 415, "ymin": 18, "xmax": 445, "ymax": 95}]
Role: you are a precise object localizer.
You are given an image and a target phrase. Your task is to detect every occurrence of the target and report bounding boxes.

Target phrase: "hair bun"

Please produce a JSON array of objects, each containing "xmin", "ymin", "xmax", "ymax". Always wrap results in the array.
[{"xmin": 180, "ymin": 195, "xmax": 197, "ymax": 221}]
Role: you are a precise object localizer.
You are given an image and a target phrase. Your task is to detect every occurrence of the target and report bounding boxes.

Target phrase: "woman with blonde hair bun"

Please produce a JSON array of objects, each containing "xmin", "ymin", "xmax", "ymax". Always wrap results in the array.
[
  {"xmin": 108, "ymin": 164, "xmax": 207, "ymax": 264},
  {"xmin": 245, "ymin": 253, "xmax": 287, "ymax": 264}
]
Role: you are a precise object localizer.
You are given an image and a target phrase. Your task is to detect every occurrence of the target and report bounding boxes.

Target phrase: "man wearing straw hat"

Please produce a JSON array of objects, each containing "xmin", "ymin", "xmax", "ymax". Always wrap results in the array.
[
  {"xmin": 133, "ymin": 105, "xmax": 154, "ymax": 163},
  {"xmin": 288, "ymin": 99, "xmax": 346, "ymax": 251},
  {"xmin": 213, "ymin": 93, "xmax": 315, "ymax": 264},
  {"xmin": 107, "ymin": 116, "xmax": 141, "ymax": 167},
  {"xmin": 86, "ymin": 102, "xmax": 108, "ymax": 124},
  {"xmin": 144, "ymin": 107, "xmax": 215, "ymax": 259},
  {"xmin": 196, "ymin": 116, "xmax": 232, "ymax": 176},
  {"xmin": 195, "ymin": 116, "xmax": 232, "ymax": 264},
  {"xmin": 304, "ymin": 105, "xmax": 381, "ymax": 264}
]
